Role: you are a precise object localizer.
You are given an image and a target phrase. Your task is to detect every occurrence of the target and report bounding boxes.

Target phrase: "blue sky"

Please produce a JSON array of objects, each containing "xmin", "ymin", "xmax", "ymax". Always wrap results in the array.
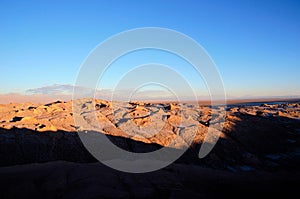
[{"xmin": 0, "ymin": 0, "xmax": 299, "ymax": 98}]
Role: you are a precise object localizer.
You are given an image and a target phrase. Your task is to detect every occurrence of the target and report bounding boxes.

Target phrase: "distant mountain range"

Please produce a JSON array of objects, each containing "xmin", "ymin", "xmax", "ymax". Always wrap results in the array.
[{"xmin": 0, "ymin": 84, "xmax": 299, "ymax": 104}]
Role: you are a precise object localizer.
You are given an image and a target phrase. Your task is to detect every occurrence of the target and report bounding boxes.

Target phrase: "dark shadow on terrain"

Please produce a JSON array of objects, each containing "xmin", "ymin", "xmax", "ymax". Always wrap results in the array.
[
  {"xmin": 228, "ymin": 113, "xmax": 300, "ymax": 169},
  {"xmin": 0, "ymin": 127, "xmax": 168, "ymax": 167},
  {"xmin": 199, "ymin": 112, "xmax": 300, "ymax": 171},
  {"xmin": 0, "ymin": 127, "xmax": 96, "ymax": 166}
]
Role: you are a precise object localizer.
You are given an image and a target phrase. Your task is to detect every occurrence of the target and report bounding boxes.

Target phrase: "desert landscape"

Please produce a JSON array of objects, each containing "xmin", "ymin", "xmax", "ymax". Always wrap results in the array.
[
  {"xmin": 1, "ymin": 1, "xmax": 300, "ymax": 198},
  {"xmin": 0, "ymin": 98, "xmax": 299, "ymax": 198}
]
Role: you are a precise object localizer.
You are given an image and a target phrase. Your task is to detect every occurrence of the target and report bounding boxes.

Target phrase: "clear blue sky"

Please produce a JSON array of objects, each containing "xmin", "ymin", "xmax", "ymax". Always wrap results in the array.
[{"xmin": 0, "ymin": 0, "xmax": 299, "ymax": 97}]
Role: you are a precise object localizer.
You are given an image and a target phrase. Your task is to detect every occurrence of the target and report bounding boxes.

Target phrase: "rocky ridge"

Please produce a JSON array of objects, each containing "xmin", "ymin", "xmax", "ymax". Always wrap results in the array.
[{"xmin": 0, "ymin": 99, "xmax": 299, "ymax": 171}]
